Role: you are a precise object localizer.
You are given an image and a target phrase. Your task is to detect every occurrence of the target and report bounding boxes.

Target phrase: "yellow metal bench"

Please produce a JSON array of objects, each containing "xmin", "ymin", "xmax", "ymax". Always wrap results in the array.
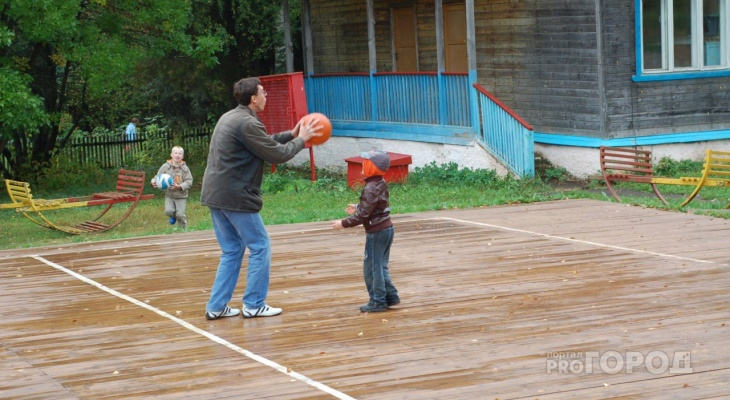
[
  {"xmin": 1, "ymin": 169, "xmax": 154, "ymax": 234},
  {"xmin": 600, "ymin": 146, "xmax": 730, "ymax": 207}
]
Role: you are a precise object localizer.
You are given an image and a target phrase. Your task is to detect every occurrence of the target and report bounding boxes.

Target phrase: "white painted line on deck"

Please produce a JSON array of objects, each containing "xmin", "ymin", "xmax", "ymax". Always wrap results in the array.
[
  {"xmin": 437, "ymin": 217, "xmax": 730, "ymax": 267},
  {"xmin": 31, "ymin": 255, "xmax": 356, "ymax": 400}
]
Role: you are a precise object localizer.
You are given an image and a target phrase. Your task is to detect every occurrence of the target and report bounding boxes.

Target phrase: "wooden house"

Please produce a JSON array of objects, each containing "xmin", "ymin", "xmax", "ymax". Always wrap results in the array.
[{"xmin": 293, "ymin": 0, "xmax": 730, "ymax": 177}]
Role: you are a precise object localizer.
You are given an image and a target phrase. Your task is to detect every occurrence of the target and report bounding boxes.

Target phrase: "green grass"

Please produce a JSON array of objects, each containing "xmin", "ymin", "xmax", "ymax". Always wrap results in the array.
[{"xmin": 2, "ymin": 159, "xmax": 729, "ymax": 251}]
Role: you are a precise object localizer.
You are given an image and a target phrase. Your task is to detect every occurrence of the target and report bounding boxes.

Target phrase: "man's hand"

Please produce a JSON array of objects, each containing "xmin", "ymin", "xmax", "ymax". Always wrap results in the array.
[
  {"xmin": 332, "ymin": 220, "xmax": 344, "ymax": 230},
  {"xmin": 293, "ymin": 116, "xmax": 323, "ymax": 142}
]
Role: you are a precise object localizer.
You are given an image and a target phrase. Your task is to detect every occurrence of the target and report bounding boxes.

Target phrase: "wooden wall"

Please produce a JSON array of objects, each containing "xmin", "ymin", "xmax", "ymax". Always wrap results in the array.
[
  {"xmin": 474, "ymin": 1, "xmax": 602, "ymax": 137},
  {"xmin": 307, "ymin": 0, "xmax": 730, "ymax": 140},
  {"xmin": 309, "ymin": 1, "xmax": 369, "ymax": 72},
  {"xmin": 309, "ymin": 0, "xmax": 464, "ymax": 73}
]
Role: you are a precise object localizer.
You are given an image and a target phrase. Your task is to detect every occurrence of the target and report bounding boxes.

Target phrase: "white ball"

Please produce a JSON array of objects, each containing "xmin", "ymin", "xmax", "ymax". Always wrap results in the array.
[{"xmin": 156, "ymin": 173, "xmax": 174, "ymax": 190}]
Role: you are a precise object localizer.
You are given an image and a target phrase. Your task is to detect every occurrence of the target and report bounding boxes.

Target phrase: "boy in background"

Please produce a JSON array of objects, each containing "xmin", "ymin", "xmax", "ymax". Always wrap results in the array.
[
  {"xmin": 151, "ymin": 146, "xmax": 193, "ymax": 229},
  {"xmin": 333, "ymin": 150, "xmax": 400, "ymax": 312}
]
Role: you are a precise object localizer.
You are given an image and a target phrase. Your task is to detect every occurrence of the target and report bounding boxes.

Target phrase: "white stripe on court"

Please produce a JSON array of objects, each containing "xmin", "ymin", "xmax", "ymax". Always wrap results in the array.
[
  {"xmin": 437, "ymin": 216, "xmax": 730, "ymax": 267},
  {"xmin": 31, "ymin": 255, "xmax": 356, "ymax": 400}
]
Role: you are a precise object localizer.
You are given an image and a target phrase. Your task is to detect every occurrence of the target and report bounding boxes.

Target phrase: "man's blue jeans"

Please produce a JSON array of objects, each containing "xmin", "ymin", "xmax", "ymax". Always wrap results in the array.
[
  {"xmin": 363, "ymin": 226, "xmax": 397, "ymax": 305},
  {"xmin": 206, "ymin": 208, "xmax": 271, "ymax": 312}
]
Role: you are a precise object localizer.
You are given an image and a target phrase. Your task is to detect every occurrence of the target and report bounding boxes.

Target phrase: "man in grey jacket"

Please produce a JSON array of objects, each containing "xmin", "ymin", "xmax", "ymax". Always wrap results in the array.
[{"xmin": 201, "ymin": 77, "xmax": 322, "ymax": 320}]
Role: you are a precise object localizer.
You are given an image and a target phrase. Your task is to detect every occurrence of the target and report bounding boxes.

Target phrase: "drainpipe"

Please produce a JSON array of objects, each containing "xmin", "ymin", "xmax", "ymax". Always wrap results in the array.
[
  {"xmin": 435, "ymin": 0, "xmax": 446, "ymax": 125},
  {"xmin": 595, "ymin": 0, "xmax": 607, "ymax": 137},
  {"xmin": 302, "ymin": 0, "xmax": 314, "ymax": 76},
  {"xmin": 282, "ymin": 0, "xmax": 294, "ymax": 73},
  {"xmin": 466, "ymin": 0, "xmax": 478, "ymax": 139},
  {"xmin": 367, "ymin": 0, "xmax": 378, "ymax": 122}
]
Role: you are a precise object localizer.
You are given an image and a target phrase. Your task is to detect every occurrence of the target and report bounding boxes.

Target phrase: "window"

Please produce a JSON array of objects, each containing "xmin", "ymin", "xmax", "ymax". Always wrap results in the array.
[{"xmin": 639, "ymin": 0, "xmax": 727, "ymax": 77}]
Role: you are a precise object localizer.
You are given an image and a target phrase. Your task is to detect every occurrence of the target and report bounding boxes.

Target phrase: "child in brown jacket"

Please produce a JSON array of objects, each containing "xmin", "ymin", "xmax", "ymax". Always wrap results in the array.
[{"xmin": 333, "ymin": 150, "xmax": 400, "ymax": 312}]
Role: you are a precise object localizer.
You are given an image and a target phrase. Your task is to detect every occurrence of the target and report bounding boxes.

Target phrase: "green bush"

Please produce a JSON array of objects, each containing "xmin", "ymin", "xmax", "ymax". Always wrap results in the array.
[
  {"xmin": 544, "ymin": 167, "xmax": 570, "ymax": 182},
  {"xmin": 35, "ymin": 157, "xmax": 108, "ymax": 195},
  {"xmin": 655, "ymin": 157, "xmax": 702, "ymax": 177},
  {"xmin": 408, "ymin": 162, "xmax": 499, "ymax": 187}
]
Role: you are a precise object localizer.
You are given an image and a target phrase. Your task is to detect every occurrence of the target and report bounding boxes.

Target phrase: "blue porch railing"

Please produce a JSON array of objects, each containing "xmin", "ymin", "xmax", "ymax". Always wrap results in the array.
[
  {"xmin": 304, "ymin": 72, "xmax": 534, "ymax": 176},
  {"xmin": 474, "ymin": 84, "xmax": 534, "ymax": 176},
  {"xmin": 305, "ymin": 73, "xmax": 371, "ymax": 121},
  {"xmin": 305, "ymin": 72, "xmax": 473, "ymax": 145}
]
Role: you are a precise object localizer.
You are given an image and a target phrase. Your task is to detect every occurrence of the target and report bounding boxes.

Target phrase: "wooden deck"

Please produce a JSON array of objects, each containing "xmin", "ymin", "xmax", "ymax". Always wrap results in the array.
[{"xmin": 1, "ymin": 199, "xmax": 728, "ymax": 399}]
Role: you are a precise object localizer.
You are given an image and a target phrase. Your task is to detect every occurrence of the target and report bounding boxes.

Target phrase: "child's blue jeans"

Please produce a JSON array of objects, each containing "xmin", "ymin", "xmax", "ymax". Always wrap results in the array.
[{"xmin": 363, "ymin": 226, "xmax": 397, "ymax": 305}]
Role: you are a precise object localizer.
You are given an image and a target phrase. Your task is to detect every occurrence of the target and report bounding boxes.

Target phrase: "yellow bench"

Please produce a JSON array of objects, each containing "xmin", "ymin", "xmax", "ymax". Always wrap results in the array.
[
  {"xmin": 600, "ymin": 146, "xmax": 730, "ymax": 208},
  {"xmin": 1, "ymin": 169, "xmax": 154, "ymax": 234}
]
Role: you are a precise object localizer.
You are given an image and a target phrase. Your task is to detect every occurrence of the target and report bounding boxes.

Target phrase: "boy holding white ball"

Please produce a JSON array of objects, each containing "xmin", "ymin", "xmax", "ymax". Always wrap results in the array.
[{"xmin": 151, "ymin": 146, "xmax": 193, "ymax": 229}]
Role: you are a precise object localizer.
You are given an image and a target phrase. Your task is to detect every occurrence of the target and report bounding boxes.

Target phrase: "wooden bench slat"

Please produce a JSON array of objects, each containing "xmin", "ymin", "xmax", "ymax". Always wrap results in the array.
[
  {"xmin": 600, "ymin": 147, "xmax": 653, "ymax": 156},
  {"xmin": 603, "ymin": 166, "xmax": 654, "ymax": 174},
  {"xmin": 604, "ymin": 174, "xmax": 654, "ymax": 183}
]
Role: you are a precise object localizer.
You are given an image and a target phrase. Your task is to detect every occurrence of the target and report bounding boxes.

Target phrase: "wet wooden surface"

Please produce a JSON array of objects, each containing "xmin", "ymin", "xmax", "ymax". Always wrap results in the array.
[{"xmin": 1, "ymin": 199, "xmax": 728, "ymax": 399}]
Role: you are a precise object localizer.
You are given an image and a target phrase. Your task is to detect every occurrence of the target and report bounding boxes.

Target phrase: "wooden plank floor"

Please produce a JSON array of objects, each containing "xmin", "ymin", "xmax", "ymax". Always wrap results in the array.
[{"xmin": 1, "ymin": 199, "xmax": 728, "ymax": 399}]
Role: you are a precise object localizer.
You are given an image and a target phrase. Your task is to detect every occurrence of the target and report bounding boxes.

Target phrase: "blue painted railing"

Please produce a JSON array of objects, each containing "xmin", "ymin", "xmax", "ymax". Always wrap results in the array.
[
  {"xmin": 305, "ymin": 72, "xmax": 473, "ymax": 145},
  {"xmin": 303, "ymin": 72, "xmax": 534, "ymax": 176},
  {"xmin": 305, "ymin": 73, "xmax": 371, "ymax": 121},
  {"xmin": 474, "ymin": 84, "xmax": 534, "ymax": 176}
]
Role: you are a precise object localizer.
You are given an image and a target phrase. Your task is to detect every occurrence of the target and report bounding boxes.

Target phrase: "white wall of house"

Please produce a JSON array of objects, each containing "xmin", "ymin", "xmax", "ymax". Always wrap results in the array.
[
  {"xmin": 288, "ymin": 138, "xmax": 730, "ymax": 180},
  {"xmin": 288, "ymin": 137, "xmax": 511, "ymax": 176},
  {"xmin": 536, "ymin": 141, "xmax": 730, "ymax": 179}
]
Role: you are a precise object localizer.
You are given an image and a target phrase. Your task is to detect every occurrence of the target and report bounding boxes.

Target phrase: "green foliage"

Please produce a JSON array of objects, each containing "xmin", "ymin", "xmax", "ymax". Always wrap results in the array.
[
  {"xmin": 0, "ymin": 25, "xmax": 13, "ymax": 47},
  {"xmin": 408, "ymin": 162, "xmax": 499, "ymax": 187},
  {"xmin": 544, "ymin": 167, "xmax": 570, "ymax": 182},
  {"xmin": 123, "ymin": 125, "xmax": 172, "ymax": 169},
  {"xmin": 1, "ymin": 0, "xmax": 306, "ymax": 178},
  {"xmin": 261, "ymin": 165, "xmax": 349, "ymax": 194},
  {"xmin": 654, "ymin": 157, "xmax": 702, "ymax": 177},
  {"xmin": 0, "ymin": 68, "xmax": 49, "ymax": 138},
  {"xmin": 35, "ymin": 158, "xmax": 107, "ymax": 195},
  {"xmin": 0, "ymin": 0, "xmax": 225, "ymax": 178}
]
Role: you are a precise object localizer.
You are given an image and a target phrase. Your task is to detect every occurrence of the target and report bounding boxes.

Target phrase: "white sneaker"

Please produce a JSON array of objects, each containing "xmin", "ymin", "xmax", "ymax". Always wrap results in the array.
[
  {"xmin": 205, "ymin": 305, "xmax": 241, "ymax": 320},
  {"xmin": 243, "ymin": 304, "xmax": 282, "ymax": 318}
]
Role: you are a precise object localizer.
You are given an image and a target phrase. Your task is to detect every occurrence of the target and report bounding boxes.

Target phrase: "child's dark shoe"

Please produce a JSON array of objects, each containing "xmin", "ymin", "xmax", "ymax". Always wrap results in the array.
[
  {"xmin": 360, "ymin": 302, "xmax": 387, "ymax": 313},
  {"xmin": 386, "ymin": 295, "xmax": 401, "ymax": 307}
]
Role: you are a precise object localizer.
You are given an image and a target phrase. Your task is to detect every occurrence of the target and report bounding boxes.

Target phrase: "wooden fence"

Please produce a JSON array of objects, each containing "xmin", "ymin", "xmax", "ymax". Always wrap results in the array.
[{"xmin": 59, "ymin": 128, "xmax": 212, "ymax": 168}]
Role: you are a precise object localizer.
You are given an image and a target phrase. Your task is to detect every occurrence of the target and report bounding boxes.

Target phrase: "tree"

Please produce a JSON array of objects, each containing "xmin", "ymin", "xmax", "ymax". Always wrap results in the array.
[
  {"xmin": 0, "ymin": 0, "xmax": 304, "ymax": 179},
  {"xmin": 0, "ymin": 0, "xmax": 223, "ymax": 179},
  {"xmin": 206, "ymin": 0, "xmax": 287, "ymax": 107},
  {"xmin": 123, "ymin": 0, "xmax": 304, "ymax": 127}
]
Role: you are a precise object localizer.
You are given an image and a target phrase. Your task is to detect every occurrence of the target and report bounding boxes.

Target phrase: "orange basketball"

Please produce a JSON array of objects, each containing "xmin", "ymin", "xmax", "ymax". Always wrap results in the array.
[{"xmin": 301, "ymin": 112, "xmax": 332, "ymax": 145}]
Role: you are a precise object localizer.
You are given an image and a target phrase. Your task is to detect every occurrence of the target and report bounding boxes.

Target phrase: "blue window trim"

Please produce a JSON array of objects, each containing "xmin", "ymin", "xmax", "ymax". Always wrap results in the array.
[
  {"xmin": 534, "ymin": 129, "xmax": 730, "ymax": 148},
  {"xmin": 634, "ymin": 70, "xmax": 730, "ymax": 82},
  {"xmin": 633, "ymin": 0, "xmax": 730, "ymax": 82}
]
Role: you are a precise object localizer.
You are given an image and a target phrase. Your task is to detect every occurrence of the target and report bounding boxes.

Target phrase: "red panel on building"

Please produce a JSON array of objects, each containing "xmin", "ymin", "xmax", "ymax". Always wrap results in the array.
[
  {"xmin": 257, "ymin": 72, "xmax": 315, "ymax": 180},
  {"xmin": 258, "ymin": 72, "xmax": 308, "ymax": 133}
]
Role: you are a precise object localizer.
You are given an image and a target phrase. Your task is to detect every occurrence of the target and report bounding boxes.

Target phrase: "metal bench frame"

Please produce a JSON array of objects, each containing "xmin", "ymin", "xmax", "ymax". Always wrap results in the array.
[
  {"xmin": 1, "ymin": 169, "xmax": 154, "ymax": 234},
  {"xmin": 600, "ymin": 146, "xmax": 730, "ymax": 208}
]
